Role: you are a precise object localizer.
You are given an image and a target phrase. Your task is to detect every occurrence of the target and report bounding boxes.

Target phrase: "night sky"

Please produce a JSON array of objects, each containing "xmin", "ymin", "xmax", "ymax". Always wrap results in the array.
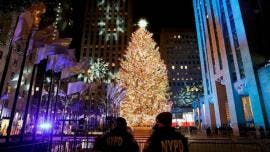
[{"xmin": 133, "ymin": 0, "xmax": 195, "ymax": 41}]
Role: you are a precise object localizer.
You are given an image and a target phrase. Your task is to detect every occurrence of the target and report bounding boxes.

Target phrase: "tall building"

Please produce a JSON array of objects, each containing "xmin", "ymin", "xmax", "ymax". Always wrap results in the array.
[
  {"xmin": 159, "ymin": 29, "xmax": 202, "ymax": 115},
  {"xmin": 193, "ymin": 0, "xmax": 269, "ymax": 135},
  {"xmin": 0, "ymin": 10, "xmax": 28, "ymax": 120},
  {"xmin": 80, "ymin": 0, "xmax": 133, "ymax": 73},
  {"xmin": 0, "ymin": 1, "xmax": 80, "ymax": 134}
]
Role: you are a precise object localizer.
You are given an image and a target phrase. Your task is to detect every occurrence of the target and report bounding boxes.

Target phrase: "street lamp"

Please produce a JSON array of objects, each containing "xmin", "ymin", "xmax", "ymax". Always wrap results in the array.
[{"xmin": 39, "ymin": 122, "xmax": 52, "ymax": 131}]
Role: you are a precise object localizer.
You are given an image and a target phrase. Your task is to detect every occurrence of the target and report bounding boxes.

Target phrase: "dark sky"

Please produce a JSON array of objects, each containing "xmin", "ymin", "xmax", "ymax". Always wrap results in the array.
[{"xmin": 133, "ymin": 0, "xmax": 195, "ymax": 41}]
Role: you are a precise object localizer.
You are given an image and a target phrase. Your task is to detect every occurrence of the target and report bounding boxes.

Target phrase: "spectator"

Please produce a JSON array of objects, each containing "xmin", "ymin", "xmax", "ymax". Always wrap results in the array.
[
  {"xmin": 206, "ymin": 127, "xmax": 211, "ymax": 136},
  {"xmin": 259, "ymin": 126, "xmax": 265, "ymax": 139},
  {"xmin": 143, "ymin": 112, "xmax": 189, "ymax": 152},
  {"xmin": 93, "ymin": 117, "xmax": 139, "ymax": 152}
]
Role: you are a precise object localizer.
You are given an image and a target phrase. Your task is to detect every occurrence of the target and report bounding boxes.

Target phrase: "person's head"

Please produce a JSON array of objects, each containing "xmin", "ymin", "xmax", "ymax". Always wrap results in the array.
[
  {"xmin": 115, "ymin": 117, "xmax": 127, "ymax": 129},
  {"xmin": 156, "ymin": 112, "xmax": 172, "ymax": 127}
]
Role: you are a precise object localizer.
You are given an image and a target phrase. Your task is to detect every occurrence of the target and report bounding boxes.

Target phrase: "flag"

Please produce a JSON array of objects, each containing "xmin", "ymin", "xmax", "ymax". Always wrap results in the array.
[
  {"xmin": 46, "ymin": 54, "xmax": 75, "ymax": 72},
  {"xmin": 49, "ymin": 38, "xmax": 72, "ymax": 48},
  {"xmin": 46, "ymin": 43, "xmax": 69, "ymax": 56},
  {"xmin": 12, "ymin": 11, "xmax": 33, "ymax": 45},
  {"xmin": 0, "ymin": 93, "xmax": 8, "ymax": 100},
  {"xmin": 34, "ymin": 43, "xmax": 75, "ymax": 65},
  {"xmin": 67, "ymin": 81, "xmax": 87, "ymax": 95},
  {"xmin": 61, "ymin": 59, "xmax": 90, "ymax": 79},
  {"xmin": 61, "ymin": 67, "xmax": 79, "ymax": 80},
  {"xmin": 67, "ymin": 49, "xmax": 76, "ymax": 60},
  {"xmin": 58, "ymin": 89, "xmax": 66, "ymax": 97},
  {"xmin": 42, "ymin": 88, "xmax": 48, "ymax": 96},
  {"xmin": 34, "ymin": 46, "xmax": 47, "ymax": 64},
  {"xmin": 27, "ymin": 25, "xmax": 56, "ymax": 54}
]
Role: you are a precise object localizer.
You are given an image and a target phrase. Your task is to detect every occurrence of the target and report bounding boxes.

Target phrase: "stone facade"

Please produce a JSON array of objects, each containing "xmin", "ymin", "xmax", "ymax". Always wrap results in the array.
[{"xmin": 193, "ymin": 0, "xmax": 268, "ymax": 135}]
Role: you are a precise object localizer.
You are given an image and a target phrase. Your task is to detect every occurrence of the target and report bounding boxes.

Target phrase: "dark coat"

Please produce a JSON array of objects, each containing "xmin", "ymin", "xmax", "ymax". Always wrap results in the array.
[
  {"xmin": 93, "ymin": 127, "xmax": 139, "ymax": 152},
  {"xmin": 143, "ymin": 126, "xmax": 189, "ymax": 152}
]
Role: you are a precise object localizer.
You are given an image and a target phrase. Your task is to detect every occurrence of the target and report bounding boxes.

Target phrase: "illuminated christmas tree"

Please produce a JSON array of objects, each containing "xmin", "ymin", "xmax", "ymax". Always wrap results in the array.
[{"xmin": 119, "ymin": 19, "xmax": 171, "ymax": 127}]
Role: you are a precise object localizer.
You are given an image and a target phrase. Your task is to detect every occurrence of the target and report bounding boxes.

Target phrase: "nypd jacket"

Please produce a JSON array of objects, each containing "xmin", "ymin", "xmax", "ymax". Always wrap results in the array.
[
  {"xmin": 93, "ymin": 127, "xmax": 139, "ymax": 152},
  {"xmin": 143, "ymin": 127, "xmax": 189, "ymax": 152}
]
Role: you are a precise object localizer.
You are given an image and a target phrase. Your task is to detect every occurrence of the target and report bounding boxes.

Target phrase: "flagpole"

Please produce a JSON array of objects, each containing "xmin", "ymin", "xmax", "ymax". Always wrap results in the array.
[
  {"xmin": 20, "ymin": 64, "xmax": 37, "ymax": 142},
  {"xmin": 49, "ymin": 76, "xmax": 61, "ymax": 151},
  {"xmin": 32, "ymin": 60, "xmax": 46, "ymax": 141},
  {"xmin": 5, "ymin": 26, "xmax": 36, "ymax": 142},
  {"xmin": 0, "ymin": 16, "xmax": 18, "ymax": 102},
  {"xmin": 60, "ymin": 95, "xmax": 68, "ymax": 151},
  {"xmin": 45, "ymin": 70, "xmax": 54, "ymax": 121}
]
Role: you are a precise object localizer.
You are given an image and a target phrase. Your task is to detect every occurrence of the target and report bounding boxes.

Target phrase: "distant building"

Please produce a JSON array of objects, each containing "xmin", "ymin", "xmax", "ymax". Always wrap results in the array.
[
  {"xmin": 193, "ymin": 0, "xmax": 269, "ymax": 135},
  {"xmin": 159, "ymin": 29, "xmax": 202, "ymax": 115},
  {"xmin": 80, "ymin": 0, "xmax": 133, "ymax": 73}
]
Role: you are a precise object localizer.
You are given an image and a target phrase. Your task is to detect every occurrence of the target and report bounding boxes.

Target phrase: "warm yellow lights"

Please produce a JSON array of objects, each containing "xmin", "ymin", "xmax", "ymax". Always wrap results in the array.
[
  {"xmin": 119, "ymin": 27, "xmax": 171, "ymax": 127},
  {"xmin": 30, "ymin": 2, "xmax": 46, "ymax": 27}
]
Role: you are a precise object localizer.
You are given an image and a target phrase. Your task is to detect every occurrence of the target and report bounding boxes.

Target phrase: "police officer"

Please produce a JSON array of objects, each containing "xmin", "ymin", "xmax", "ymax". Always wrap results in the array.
[
  {"xmin": 143, "ymin": 112, "xmax": 189, "ymax": 152},
  {"xmin": 93, "ymin": 117, "xmax": 139, "ymax": 152}
]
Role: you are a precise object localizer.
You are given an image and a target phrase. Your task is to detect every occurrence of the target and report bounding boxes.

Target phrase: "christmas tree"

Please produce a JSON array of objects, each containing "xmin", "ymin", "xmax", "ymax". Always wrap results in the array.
[{"xmin": 119, "ymin": 20, "xmax": 171, "ymax": 127}]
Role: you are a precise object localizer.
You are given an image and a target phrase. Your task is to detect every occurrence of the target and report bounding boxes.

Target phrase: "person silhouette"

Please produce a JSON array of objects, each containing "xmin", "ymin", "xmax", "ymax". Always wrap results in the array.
[
  {"xmin": 93, "ymin": 117, "xmax": 139, "ymax": 152},
  {"xmin": 143, "ymin": 112, "xmax": 189, "ymax": 152}
]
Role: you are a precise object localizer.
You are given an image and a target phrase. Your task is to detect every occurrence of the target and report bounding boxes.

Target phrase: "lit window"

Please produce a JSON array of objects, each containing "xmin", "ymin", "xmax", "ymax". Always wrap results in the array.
[
  {"xmin": 180, "ymin": 66, "xmax": 183, "ymax": 69},
  {"xmin": 178, "ymin": 35, "xmax": 181, "ymax": 39},
  {"xmin": 172, "ymin": 65, "xmax": 175, "ymax": 69},
  {"xmin": 185, "ymin": 66, "xmax": 188, "ymax": 69}
]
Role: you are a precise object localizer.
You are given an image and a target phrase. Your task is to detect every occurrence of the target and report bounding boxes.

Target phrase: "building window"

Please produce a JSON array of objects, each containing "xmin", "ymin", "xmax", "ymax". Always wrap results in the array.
[
  {"xmin": 210, "ymin": 1, "xmax": 223, "ymax": 70},
  {"xmin": 0, "ymin": 51, "xmax": 3, "ymax": 59},
  {"xmin": 220, "ymin": 1, "xmax": 237, "ymax": 81},
  {"xmin": 10, "ymin": 72, "xmax": 15, "ymax": 80},
  {"xmin": 226, "ymin": 0, "xmax": 245, "ymax": 78},
  {"xmin": 13, "ymin": 59, "xmax": 18, "ymax": 67},
  {"xmin": 242, "ymin": 96, "xmax": 253, "ymax": 124},
  {"xmin": 83, "ymin": 51, "xmax": 86, "ymax": 56}
]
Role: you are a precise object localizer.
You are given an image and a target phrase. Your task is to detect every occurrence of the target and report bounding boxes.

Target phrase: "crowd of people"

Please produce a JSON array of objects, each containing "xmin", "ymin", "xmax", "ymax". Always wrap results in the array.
[{"xmin": 92, "ymin": 112, "xmax": 189, "ymax": 152}]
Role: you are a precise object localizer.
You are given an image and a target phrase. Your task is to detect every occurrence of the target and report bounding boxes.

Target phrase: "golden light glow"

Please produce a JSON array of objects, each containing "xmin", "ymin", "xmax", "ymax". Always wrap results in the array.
[
  {"xmin": 30, "ymin": 2, "xmax": 46, "ymax": 27},
  {"xmin": 119, "ymin": 27, "xmax": 171, "ymax": 127}
]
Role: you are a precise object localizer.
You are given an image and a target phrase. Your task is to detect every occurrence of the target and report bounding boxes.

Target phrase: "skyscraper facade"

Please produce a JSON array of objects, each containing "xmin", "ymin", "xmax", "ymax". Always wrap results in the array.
[
  {"xmin": 80, "ymin": 0, "xmax": 133, "ymax": 73},
  {"xmin": 160, "ymin": 29, "xmax": 202, "ymax": 114},
  {"xmin": 193, "ymin": 0, "xmax": 269, "ymax": 135}
]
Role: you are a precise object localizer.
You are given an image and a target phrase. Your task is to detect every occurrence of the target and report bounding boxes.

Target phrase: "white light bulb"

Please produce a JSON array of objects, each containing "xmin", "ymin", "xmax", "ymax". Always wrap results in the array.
[{"xmin": 138, "ymin": 19, "xmax": 148, "ymax": 28}]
